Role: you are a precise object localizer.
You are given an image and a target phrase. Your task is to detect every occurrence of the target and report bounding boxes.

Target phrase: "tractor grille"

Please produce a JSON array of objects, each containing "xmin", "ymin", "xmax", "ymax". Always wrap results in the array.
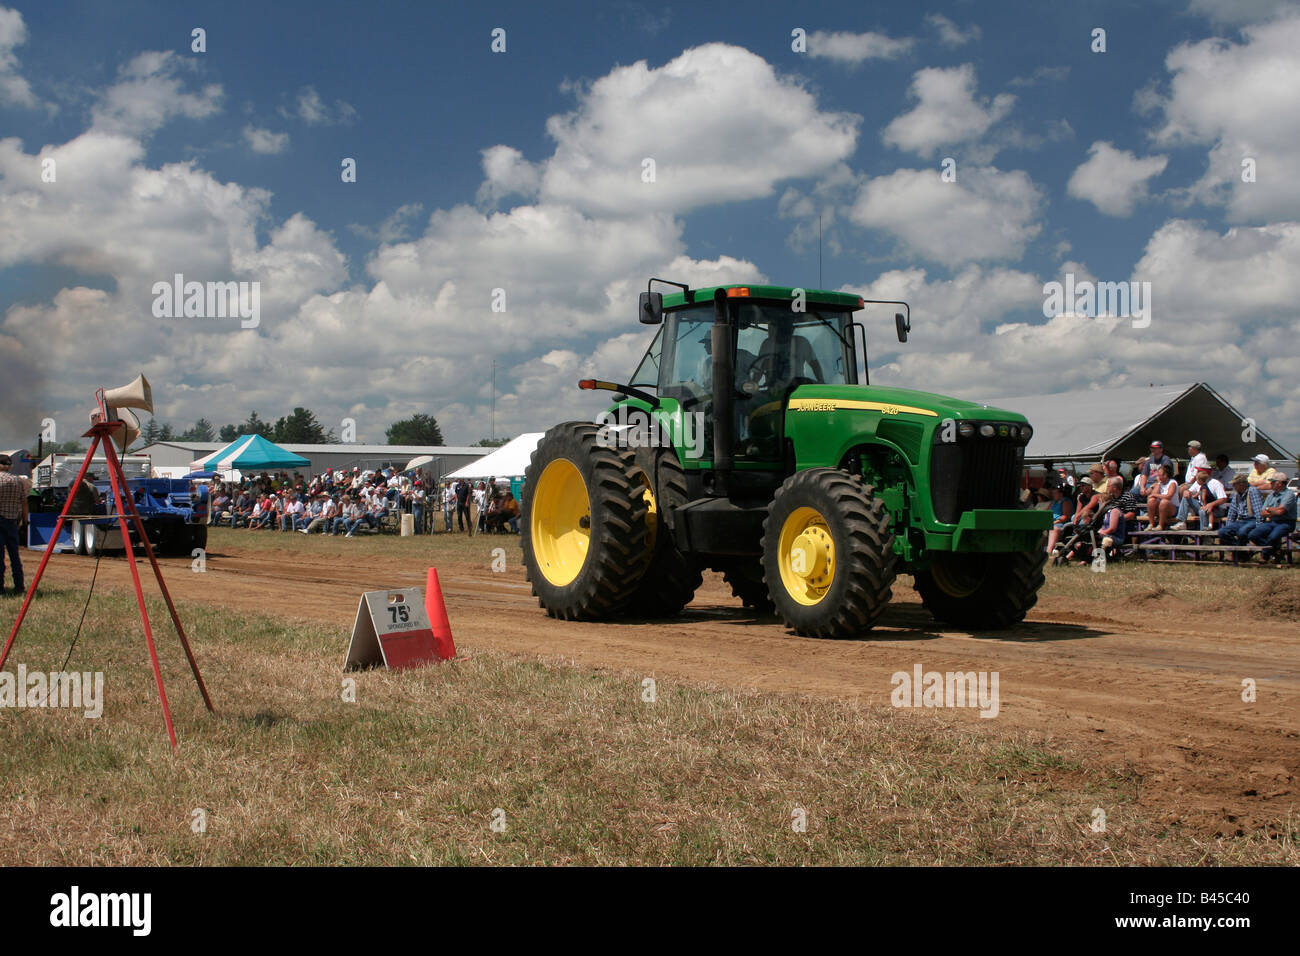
[{"xmin": 929, "ymin": 438, "xmax": 1023, "ymax": 524}]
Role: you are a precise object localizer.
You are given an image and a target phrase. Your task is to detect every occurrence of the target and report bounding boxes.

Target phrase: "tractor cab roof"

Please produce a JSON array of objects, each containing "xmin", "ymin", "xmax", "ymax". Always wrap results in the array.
[{"xmin": 661, "ymin": 285, "xmax": 864, "ymax": 312}]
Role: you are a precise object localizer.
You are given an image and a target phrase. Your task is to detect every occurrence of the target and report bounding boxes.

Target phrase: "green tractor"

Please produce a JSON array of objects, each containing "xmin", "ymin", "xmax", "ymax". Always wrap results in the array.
[{"xmin": 520, "ymin": 280, "xmax": 1051, "ymax": 637}]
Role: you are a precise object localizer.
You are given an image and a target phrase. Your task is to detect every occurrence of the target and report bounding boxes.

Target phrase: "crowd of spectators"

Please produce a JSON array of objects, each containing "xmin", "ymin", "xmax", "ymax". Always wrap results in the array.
[
  {"xmin": 206, "ymin": 467, "xmax": 520, "ymax": 537},
  {"xmin": 1034, "ymin": 440, "xmax": 1296, "ymax": 565}
]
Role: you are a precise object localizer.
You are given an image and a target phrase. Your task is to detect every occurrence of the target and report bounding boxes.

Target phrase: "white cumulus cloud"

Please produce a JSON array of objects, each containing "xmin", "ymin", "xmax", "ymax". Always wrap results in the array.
[
  {"xmin": 883, "ymin": 64, "xmax": 1014, "ymax": 158},
  {"xmin": 1067, "ymin": 141, "xmax": 1168, "ymax": 216},
  {"xmin": 850, "ymin": 165, "xmax": 1044, "ymax": 263}
]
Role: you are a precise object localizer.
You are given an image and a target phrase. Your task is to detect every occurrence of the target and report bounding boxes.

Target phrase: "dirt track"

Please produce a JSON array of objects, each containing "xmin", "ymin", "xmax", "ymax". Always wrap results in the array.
[{"xmin": 27, "ymin": 538, "xmax": 1300, "ymax": 837}]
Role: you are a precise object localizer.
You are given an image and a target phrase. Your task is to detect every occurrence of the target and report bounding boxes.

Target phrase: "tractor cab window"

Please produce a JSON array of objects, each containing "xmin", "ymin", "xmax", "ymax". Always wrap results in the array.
[
  {"xmin": 658, "ymin": 304, "xmax": 714, "ymax": 407},
  {"xmin": 629, "ymin": 326, "xmax": 663, "ymax": 391},
  {"xmin": 733, "ymin": 304, "xmax": 853, "ymax": 460}
]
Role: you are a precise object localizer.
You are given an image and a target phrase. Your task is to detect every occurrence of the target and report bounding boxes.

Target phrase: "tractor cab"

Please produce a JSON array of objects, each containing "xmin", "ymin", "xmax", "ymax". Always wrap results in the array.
[{"xmin": 629, "ymin": 284, "xmax": 874, "ymax": 473}]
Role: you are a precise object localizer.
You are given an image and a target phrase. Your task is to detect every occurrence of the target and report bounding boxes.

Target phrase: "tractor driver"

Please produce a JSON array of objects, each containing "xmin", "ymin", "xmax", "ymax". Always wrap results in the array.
[{"xmin": 734, "ymin": 321, "xmax": 824, "ymax": 456}]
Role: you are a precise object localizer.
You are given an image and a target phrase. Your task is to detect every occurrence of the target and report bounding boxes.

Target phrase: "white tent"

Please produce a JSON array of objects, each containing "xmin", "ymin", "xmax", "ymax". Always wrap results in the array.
[
  {"xmin": 446, "ymin": 433, "xmax": 544, "ymax": 480},
  {"xmin": 985, "ymin": 382, "xmax": 1294, "ymax": 464}
]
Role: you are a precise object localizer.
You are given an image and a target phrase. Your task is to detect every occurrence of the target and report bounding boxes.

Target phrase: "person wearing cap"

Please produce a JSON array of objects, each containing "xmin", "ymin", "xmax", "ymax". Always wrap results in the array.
[
  {"xmin": 1181, "ymin": 440, "xmax": 1208, "ymax": 486},
  {"xmin": 0, "ymin": 453, "xmax": 29, "ymax": 598},
  {"xmin": 1248, "ymin": 454, "xmax": 1277, "ymax": 490},
  {"xmin": 1142, "ymin": 441, "xmax": 1175, "ymax": 480},
  {"xmin": 1145, "ymin": 462, "xmax": 1179, "ymax": 530},
  {"xmin": 1172, "ymin": 464, "xmax": 1227, "ymax": 530},
  {"xmin": 1247, "ymin": 473, "xmax": 1296, "ymax": 560},
  {"xmin": 1219, "ymin": 474, "xmax": 1264, "ymax": 547},
  {"xmin": 1211, "ymin": 454, "xmax": 1234, "ymax": 490}
]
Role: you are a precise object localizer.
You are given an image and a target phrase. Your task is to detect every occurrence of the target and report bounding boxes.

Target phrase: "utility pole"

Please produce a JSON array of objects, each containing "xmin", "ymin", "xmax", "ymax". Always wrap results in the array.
[
  {"xmin": 818, "ymin": 213, "xmax": 823, "ymax": 288},
  {"xmin": 491, "ymin": 360, "xmax": 497, "ymax": 442}
]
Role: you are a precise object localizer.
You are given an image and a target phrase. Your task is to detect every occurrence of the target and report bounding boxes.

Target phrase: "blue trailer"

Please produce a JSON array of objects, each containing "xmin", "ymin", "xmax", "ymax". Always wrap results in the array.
[{"xmin": 27, "ymin": 454, "xmax": 212, "ymax": 557}]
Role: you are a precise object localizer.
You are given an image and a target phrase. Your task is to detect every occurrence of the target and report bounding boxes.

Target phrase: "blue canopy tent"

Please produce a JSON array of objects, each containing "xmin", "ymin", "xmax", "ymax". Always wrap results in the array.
[{"xmin": 189, "ymin": 434, "xmax": 310, "ymax": 474}]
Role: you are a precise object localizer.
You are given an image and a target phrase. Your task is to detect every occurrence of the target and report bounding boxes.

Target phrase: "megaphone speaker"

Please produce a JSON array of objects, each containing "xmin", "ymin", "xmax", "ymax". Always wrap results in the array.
[{"xmin": 104, "ymin": 374, "xmax": 153, "ymax": 415}]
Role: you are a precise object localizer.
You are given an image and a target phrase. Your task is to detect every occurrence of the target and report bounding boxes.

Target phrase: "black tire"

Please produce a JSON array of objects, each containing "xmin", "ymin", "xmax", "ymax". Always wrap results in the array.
[
  {"xmin": 189, "ymin": 524, "xmax": 208, "ymax": 552},
  {"xmin": 913, "ymin": 548, "xmax": 1047, "ymax": 630},
  {"xmin": 762, "ymin": 468, "xmax": 896, "ymax": 638},
  {"xmin": 71, "ymin": 520, "xmax": 86, "ymax": 555},
  {"xmin": 621, "ymin": 446, "xmax": 702, "ymax": 617},
  {"xmin": 721, "ymin": 561, "xmax": 774, "ymax": 612},
  {"xmin": 521, "ymin": 422, "xmax": 651, "ymax": 620}
]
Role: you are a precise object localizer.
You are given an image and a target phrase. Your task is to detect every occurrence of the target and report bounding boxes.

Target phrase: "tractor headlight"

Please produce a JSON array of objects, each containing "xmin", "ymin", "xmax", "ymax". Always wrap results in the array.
[
  {"xmin": 978, "ymin": 424, "xmax": 995, "ymax": 438},
  {"xmin": 958, "ymin": 423, "xmax": 975, "ymax": 438},
  {"xmin": 1020, "ymin": 424, "xmax": 1033, "ymax": 442}
]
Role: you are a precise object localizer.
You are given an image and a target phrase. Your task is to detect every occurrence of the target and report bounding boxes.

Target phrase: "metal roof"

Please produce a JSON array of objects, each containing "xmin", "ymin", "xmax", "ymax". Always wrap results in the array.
[{"xmin": 984, "ymin": 382, "xmax": 1295, "ymax": 463}]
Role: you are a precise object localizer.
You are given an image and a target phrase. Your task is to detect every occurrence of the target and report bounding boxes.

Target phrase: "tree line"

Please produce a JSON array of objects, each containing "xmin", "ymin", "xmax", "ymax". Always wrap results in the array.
[{"xmin": 135, "ymin": 409, "xmax": 449, "ymax": 447}]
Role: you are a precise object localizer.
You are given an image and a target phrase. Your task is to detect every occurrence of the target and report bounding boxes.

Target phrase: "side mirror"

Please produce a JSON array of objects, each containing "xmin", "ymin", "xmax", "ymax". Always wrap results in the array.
[
  {"xmin": 895, "ymin": 312, "xmax": 910, "ymax": 343},
  {"xmin": 639, "ymin": 291, "xmax": 663, "ymax": 325}
]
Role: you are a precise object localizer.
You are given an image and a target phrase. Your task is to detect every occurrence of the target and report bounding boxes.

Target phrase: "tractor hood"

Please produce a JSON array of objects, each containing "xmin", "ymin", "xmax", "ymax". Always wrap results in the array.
[{"xmin": 787, "ymin": 384, "xmax": 1030, "ymax": 423}]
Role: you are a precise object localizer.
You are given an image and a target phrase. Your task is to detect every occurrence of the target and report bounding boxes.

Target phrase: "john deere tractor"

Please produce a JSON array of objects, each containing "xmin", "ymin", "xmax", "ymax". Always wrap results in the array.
[{"xmin": 520, "ymin": 280, "xmax": 1051, "ymax": 637}]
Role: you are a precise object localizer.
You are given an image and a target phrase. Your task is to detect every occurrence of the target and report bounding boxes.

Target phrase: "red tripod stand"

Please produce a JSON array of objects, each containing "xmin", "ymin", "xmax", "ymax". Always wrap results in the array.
[{"xmin": 0, "ymin": 412, "xmax": 214, "ymax": 750}]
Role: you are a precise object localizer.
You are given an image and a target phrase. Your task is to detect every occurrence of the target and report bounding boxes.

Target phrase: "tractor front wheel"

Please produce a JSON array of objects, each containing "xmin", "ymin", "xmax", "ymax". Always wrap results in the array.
[
  {"xmin": 912, "ymin": 550, "xmax": 1047, "ymax": 630},
  {"xmin": 521, "ymin": 422, "xmax": 650, "ymax": 620},
  {"xmin": 762, "ymin": 468, "xmax": 896, "ymax": 638}
]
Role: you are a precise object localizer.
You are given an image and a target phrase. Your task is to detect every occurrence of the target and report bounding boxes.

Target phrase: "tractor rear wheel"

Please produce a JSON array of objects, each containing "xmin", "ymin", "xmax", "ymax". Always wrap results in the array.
[
  {"xmin": 762, "ymin": 468, "xmax": 896, "ymax": 638},
  {"xmin": 622, "ymin": 446, "xmax": 702, "ymax": 617},
  {"xmin": 522, "ymin": 422, "xmax": 651, "ymax": 620},
  {"xmin": 721, "ymin": 561, "xmax": 774, "ymax": 613},
  {"xmin": 913, "ymin": 550, "xmax": 1047, "ymax": 630}
]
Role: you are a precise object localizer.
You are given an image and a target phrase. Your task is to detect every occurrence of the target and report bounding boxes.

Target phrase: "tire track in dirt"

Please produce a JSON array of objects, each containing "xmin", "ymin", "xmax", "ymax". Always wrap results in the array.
[{"xmin": 21, "ymin": 544, "xmax": 1299, "ymax": 834}]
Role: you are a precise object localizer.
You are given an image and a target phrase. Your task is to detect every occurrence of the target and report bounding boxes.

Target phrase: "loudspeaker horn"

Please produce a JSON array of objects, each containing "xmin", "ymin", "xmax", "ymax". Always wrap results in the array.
[
  {"xmin": 103, "ymin": 374, "xmax": 153, "ymax": 415},
  {"xmin": 114, "ymin": 407, "xmax": 141, "ymax": 452}
]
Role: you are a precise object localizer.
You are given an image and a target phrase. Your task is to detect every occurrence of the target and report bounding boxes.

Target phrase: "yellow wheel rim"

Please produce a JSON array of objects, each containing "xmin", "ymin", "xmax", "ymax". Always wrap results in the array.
[
  {"xmin": 777, "ymin": 506, "xmax": 836, "ymax": 606},
  {"xmin": 531, "ymin": 458, "xmax": 590, "ymax": 587}
]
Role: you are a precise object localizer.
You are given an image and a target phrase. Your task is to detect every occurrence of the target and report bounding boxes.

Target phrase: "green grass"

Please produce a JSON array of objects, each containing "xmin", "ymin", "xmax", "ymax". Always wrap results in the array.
[{"xmin": 1, "ymin": 588, "xmax": 1294, "ymax": 865}]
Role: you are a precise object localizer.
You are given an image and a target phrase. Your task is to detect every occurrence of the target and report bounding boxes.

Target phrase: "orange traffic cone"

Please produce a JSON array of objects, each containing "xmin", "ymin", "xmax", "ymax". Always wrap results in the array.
[{"xmin": 424, "ymin": 568, "xmax": 457, "ymax": 660}]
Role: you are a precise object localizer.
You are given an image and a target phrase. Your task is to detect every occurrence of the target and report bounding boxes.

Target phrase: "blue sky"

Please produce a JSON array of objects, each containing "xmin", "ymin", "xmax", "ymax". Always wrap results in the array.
[{"xmin": 2, "ymin": 0, "xmax": 1298, "ymax": 453}]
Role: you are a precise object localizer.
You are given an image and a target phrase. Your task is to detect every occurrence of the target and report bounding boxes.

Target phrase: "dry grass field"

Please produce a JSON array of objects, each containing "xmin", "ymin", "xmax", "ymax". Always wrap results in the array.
[{"xmin": 0, "ymin": 528, "xmax": 1295, "ymax": 865}]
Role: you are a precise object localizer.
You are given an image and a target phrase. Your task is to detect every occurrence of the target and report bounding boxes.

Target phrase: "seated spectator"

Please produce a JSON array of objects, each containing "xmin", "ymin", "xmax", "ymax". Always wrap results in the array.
[
  {"xmin": 229, "ymin": 491, "xmax": 252, "ymax": 528},
  {"xmin": 1211, "ymin": 454, "xmax": 1234, "ymax": 489},
  {"xmin": 248, "ymin": 495, "xmax": 276, "ymax": 529},
  {"xmin": 1247, "ymin": 454, "xmax": 1277, "ymax": 490},
  {"xmin": 298, "ymin": 495, "xmax": 326, "ymax": 533},
  {"xmin": 338, "ymin": 497, "xmax": 366, "ymax": 537},
  {"xmin": 1178, "ymin": 440, "xmax": 1208, "ymax": 497},
  {"xmin": 1097, "ymin": 476, "xmax": 1141, "ymax": 553},
  {"xmin": 1247, "ymin": 473, "xmax": 1297, "ymax": 562},
  {"xmin": 1172, "ymin": 465, "xmax": 1227, "ymax": 530},
  {"xmin": 1044, "ymin": 485, "xmax": 1076, "ymax": 554},
  {"xmin": 1219, "ymin": 474, "xmax": 1263, "ymax": 547},
  {"xmin": 331, "ymin": 495, "xmax": 356, "ymax": 534},
  {"xmin": 1142, "ymin": 441, "xmax": 1175, "ymax": 480},
  {"xmin": 1145, "ymin": 462, "xmax": 1178, "ymax": 530},
  {"xmin": 1130, "ymin": 458, "xmax": 1149, "ymax": 495},
  {"xmin": 365, "ymin": 493, "xmax": 388, "ymax": 530},
  {"xmin": 280, "ymin": 494, "xmax": 304, "ymax": 531}
]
